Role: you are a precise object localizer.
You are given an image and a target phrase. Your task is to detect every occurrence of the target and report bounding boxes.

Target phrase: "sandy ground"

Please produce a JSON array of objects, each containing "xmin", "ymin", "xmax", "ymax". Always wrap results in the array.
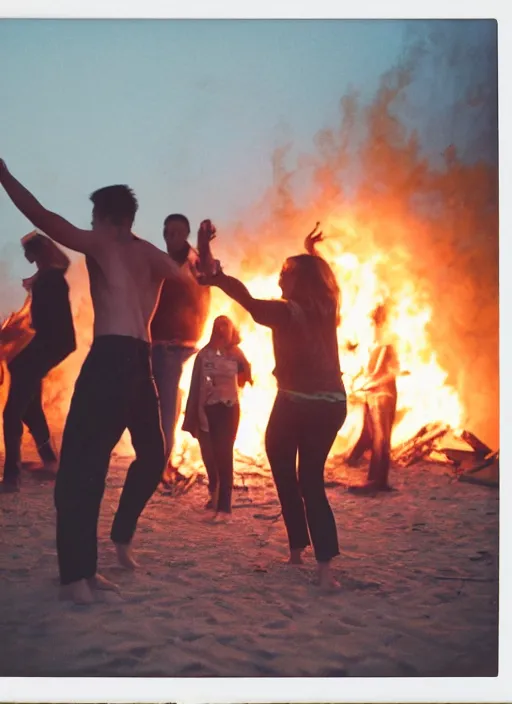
[{"xmin": 0, "ymin": 448, "xmax": 498, "ymax": 678}]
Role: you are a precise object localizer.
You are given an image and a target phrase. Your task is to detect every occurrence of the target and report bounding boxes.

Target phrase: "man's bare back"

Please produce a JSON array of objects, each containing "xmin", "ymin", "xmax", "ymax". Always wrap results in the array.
[{"xmin": 85, "ymin": 236, "xmax": 179, "ymax": 341}]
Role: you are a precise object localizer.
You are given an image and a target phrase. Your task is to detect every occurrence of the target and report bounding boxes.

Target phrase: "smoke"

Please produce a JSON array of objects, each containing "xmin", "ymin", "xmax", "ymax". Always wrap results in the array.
[{"xmin": 215, "ymin": 22, "xmax": 499, "ymax": 448}]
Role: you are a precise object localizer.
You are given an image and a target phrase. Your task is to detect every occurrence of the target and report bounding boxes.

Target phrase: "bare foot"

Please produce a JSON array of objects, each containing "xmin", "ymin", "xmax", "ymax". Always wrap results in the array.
[
  {"xmin": 59, "ymin": 579, "xmax": 94, "ymax": 605},
  {"xmin": 213, "ymin": 512, "xmax": 232, "ymax": 523},
  {"xmin": 317, "ymin": 562, "xmax": 341, "ymax": 592},
  {"xmin": 87, "ymin": 573, "xmax": 120, "ymax": 593},
  {"xmin": 287, "ymin": 548, "xmax": 305, "ymax": 565},
  {"xmin": 114, "ymin": 542, "xmax": 139, "ymax": 570}
]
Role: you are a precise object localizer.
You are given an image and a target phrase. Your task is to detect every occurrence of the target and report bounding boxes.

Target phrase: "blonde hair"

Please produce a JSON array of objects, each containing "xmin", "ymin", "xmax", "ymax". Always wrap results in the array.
[{"xmin": 210, "ymin": 315, "xmax": 241, "ymax": 347}]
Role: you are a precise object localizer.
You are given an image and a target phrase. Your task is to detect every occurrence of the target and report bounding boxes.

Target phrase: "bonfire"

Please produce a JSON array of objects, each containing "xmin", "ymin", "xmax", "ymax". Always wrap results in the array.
[{"xmin": 0, "ymin": 38, "xmax": 498, "ymax": 490}]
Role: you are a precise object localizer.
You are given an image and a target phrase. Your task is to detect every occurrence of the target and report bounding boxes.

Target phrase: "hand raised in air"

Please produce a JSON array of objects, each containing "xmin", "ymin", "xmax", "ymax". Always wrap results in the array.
[{"xmin": 304, "ymin": 222, "xmax": 324, "ymax": 255}]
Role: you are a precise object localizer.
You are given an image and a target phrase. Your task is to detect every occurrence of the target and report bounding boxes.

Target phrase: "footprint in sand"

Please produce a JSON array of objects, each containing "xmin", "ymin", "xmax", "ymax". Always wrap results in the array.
[
  {"xmin": 5, "ymin": 567, "xmax": 30, "ymax": 578},
  {"xmin": 279, "ymin": 607, "xmax": 294, "ymax": 619},
  {"xmin": 167, "ymin": 559, "xmax": 197, "ymax": 568},
  {"xmin": 319, "ymin": 666, "xmax": 348, "ymax": 676},
  {"xmin": 254, "ymin": 648, "xmax": 278, "ymax": 661},
  {"xmin": 322, "ymin": 622, "xmax": 352, "ymax": 636},
  {"xmin": 177, "ymin": 662, "xmax": 216, "ymax": 676},
  {"xmin": 103, "ymin": 655, "xmax": 143, "ymax": 671},
  {"xmin": 180, "ymin": 632, "xmax": 204, "ymax": 643},
  {"xmin": 81, "ymin": 645, "xmax": 107, "ymax": 658},
  {"xmin": 340, "ymin": 615, "xmax": 364, "ymax": 628},
  {"xmin": 265, "ymin": 619, "xmax": 291, "ymax": 630},
  {"xmin": 216, "ymin": 635, "xmax": 236, "ymax": 646},
  {"xmin": 128, "ymin": 645, "xmax": 153, "ymax": 658},
  {"xmin": 254, "ymin": 663, "xmax": 279, "ymax": 675}
]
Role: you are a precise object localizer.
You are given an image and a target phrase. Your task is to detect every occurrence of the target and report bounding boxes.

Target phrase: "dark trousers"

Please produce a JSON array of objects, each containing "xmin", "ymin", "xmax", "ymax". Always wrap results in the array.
[
  {"xmin": 265, "ymin": 394, "xmax": 346, "ymax": 563},
  {"xmin": 348, "ymin": 393, "xmax": 397, "ymax": 486},
  {"xmin": 199, "ymin": 403, "xmax": 240, "ymax": 513},
  {"xmin": 2, "ymin": 341, "xmax": 60, "ymax": 485},
  {"xmin": 54, "ymin": 336, "xmax": 165, "ymax": 586}
]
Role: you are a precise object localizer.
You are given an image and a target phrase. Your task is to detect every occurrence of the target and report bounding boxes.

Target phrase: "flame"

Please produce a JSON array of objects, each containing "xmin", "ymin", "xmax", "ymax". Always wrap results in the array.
[
  {"xmin": 169, "ymin": 217, "xmax": 463, "ymax": 468},
  {"xmin": 0, "ymin": 219, "xmax": 469, "ymax": 467},
  {"xmin": 44, "ymin": 215, "xmax": 465, "ymax": 467}
]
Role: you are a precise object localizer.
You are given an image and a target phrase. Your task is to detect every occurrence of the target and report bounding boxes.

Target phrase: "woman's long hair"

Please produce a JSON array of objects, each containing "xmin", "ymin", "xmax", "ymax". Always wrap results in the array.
[
  {"xmin": 286, "ymin": 254, "xmax": 341, "ymax": 325},
  {"xmin": 209, "ymin": 315, "xmax": 242, "ymax": 347},
  {"xmin": 23, "ymin": 233, "xmax": 70, "ymax": 272}
]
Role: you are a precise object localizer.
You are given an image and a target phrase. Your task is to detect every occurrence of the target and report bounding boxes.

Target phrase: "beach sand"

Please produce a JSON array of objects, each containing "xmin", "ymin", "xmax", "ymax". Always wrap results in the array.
[{"xmin": 0, "ymin": 448, "xmax": 498, "ymax": 678}]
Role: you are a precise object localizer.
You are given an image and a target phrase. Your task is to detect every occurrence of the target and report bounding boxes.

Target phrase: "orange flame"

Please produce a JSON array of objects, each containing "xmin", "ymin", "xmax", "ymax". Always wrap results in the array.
[{"xmin": 169, "ymin": 220, "xmax": 464, "ymax": 468}]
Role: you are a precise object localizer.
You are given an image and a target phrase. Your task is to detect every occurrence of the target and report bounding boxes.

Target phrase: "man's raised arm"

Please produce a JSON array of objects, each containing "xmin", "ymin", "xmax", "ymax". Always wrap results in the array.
[
  {"xmin": 0, "ymin": 159, "xmax": 99, "ymax": 255},
  {"xmin": 149, "ymin": 243, "xmax": 190, "ymax": 283}
]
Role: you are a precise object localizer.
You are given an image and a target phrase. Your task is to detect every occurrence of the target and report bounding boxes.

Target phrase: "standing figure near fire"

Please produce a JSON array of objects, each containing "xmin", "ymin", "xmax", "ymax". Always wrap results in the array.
[
  {"xmin": 183, "ymin": 315, "xmax": 252, "ymax": 518},
  {"xmin": 150, "ymin": 214, "xmax": 210, "ymax": 487},
  {"xmin": 1, "ymin": 232, "xmax": 76, "ymax": 493},
  {"xmin": 198, "ymin": 224, "xmax": 347, "ymax": 590},
  {"xmin": 347, "ymin": 302, "xmax": 399, "ymax": 495},
  {"xmin": 0, "ymin": 158, "xmax": 188, "ymax": 605}
]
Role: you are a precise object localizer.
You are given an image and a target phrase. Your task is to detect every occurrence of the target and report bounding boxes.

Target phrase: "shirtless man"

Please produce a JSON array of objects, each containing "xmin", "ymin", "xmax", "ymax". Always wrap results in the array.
[{"xmin": 0, "ymin": 158, "xmax": 188, "ymax": 604}]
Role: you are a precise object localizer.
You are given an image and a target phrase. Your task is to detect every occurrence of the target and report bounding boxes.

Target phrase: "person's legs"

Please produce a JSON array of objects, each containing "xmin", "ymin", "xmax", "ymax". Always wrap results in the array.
[
  {"xmin": 367, "ymin": 394, "xmax": 397, "ymax": 487},
  {"xmin": 54, "ymin": 340, "xmax": 132, "ymax": 600},
  {"xmin": 346, "ymin": 402, "xmax": 372, "ymax": 465},
  {"xmin": 2, "ymin": 348, "xmax": 50, "ymax": 489},
  {"xmin": 297, "ymin": 401, "xmax": 346, "ymax": 560},
  {"xmin": 2, "ymin": 372, "xmax": 29, "ymax": 488},
  {"xmin": 22, "ymin": 379, "xmax": 58, "ymax": 467},
  {"xmin": 205, "ymin": 404, "xmax": 240, "ymax": 514},
  {"xmin": 151, "ymin": 344, "xmax": 194, "ymax": 468},
  {"xmin": 265, "ymin": 395, "xmax": 310, "ymax": 559},
  {"xmin": 197, "ymin": 429, "xmax": 218, "ymax": 508},
  {"xmin": 110, "ymin": 366, "xmax": 165, "ymax": 566}
]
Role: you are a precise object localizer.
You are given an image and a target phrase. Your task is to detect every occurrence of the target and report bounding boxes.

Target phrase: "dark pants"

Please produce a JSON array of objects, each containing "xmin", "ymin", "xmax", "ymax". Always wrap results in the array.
[
  {"xmin": 2, "ymin": 341, "xmax": 61, "ymax": 485},
  {"xmin": 348, "ymin": 393, "xmax": 397, "ymax": 487},
  {"xmin": 199, "ymin": 403, "xmax": 240, "ymax": 513},
  {"xmin": 54, "ymin": 336, "xmax": 165, "ymax": 586},
  {"xmin": 265, "ymin": 393, "xmax": 347, "ymax": 563}
]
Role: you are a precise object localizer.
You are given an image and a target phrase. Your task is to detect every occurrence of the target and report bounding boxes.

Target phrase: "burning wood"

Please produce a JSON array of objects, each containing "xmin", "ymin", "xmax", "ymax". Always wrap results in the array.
[
  {"xmin": 458, "ymin": 451, "xmax": 499, "ymax": 487},
  {"xmin": 458, "ymin": 430, "xmax": 493, "ymax": 458},
  {"xmin": 405, "ymin": 426, "xmax": 500, "ymax": 487},
  {"xmin": 460, "ymin": 450, "xmax": 499, "ymax": 475},
  {"xmin": 387, "ymin": 421, "xmax": 499, "ymax": 485},
  {"xmin": 391, "ymin": 422, "xmax": 451, "ymax": 467}
]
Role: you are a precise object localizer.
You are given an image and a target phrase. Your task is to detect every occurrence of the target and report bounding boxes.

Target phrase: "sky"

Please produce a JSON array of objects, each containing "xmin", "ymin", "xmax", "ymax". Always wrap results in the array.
[{"xmin": 0, "ymin": 18, "xmax": 497, "ymax": 282}]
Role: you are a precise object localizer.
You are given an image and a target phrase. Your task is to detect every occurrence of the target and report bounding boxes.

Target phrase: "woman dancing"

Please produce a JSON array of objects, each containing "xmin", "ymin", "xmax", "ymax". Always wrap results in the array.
[
  {"xmin": 199, "ymin": 224, "xmax": 346, "ymax": 589},
  {"xmin": 1, "ymin": 232, "xmax": 76, "ymax": 492}
]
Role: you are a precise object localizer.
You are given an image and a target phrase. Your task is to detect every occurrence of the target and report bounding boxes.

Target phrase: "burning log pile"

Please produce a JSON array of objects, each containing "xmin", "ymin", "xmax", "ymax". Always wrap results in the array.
[
  {"xmin": 391, "ymin": 425, "xmax": 499, "ymax": 487},
  {"xmin": 391, "ymin": 422, "xmax": 451, "ymax": 467}
]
